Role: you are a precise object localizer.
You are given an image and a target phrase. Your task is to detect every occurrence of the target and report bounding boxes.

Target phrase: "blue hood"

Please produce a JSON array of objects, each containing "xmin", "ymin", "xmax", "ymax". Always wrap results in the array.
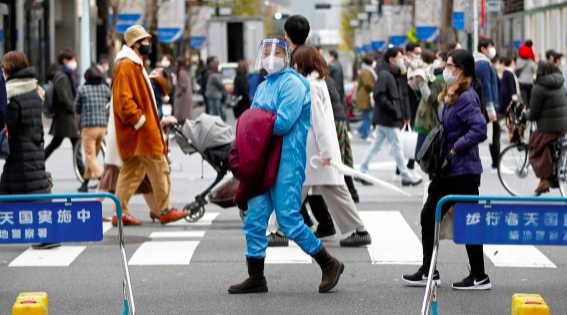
[{"xmin": 267, "ymin": 67, "xmax": 311, "ymax": 91}]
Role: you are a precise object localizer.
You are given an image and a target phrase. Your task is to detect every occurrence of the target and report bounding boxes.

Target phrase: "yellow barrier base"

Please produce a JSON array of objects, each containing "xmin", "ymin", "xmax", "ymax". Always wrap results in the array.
[
  {"xmin": 13, "ymin": 292, "xmax": 48, "ymax": 315},
  {"xmin": 512, "ymin": 293, "xmax": 550, "ymax": 315}
]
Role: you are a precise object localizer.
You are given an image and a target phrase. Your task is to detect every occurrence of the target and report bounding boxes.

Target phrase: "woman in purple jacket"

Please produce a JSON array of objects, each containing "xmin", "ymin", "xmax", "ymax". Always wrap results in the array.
[{"xmin": 403, "ymin": 50, "xmax": 491, "ymax": 290}]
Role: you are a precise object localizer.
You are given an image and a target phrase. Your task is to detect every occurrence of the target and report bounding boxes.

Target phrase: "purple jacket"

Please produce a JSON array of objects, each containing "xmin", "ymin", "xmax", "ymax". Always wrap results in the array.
[{"xmin": 441, "ymin": 87, "xmax": 487, "ymax": 177}]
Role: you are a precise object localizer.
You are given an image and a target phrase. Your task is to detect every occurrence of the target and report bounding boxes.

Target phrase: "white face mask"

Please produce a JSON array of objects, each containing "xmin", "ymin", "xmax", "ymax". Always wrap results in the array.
[
  {"xmin": 443, "ymin": 68, "xmax": 460, "ymax": 86},
  {"xmin": 412, "ymin": 54, "xmax": 421, "ymax": 61},
  {"xmin": 161, "ymin": 58, "xmax": 171, "ymax": 68},
  {"xmin": 395, "ymin": 58, "xmax": 404, "ymax": 69},
  {"xmin": 488, "ymin": 47, "xmax": 497, "ymax": 59},
  {"xmin": 433, "ymin": 59, "xmax": 442, "ymax": 69},
  {"xmin": 262, "ymin": 57, "xmax": 285, "ymax": 74},
  {"xmin": 66, "ymin": 60, "xmax": 77, "ymax": 71}
]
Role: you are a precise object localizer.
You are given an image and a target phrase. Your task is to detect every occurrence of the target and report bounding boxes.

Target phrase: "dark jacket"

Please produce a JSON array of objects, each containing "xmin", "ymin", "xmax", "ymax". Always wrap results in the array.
[
  {"xmin": 233, "ymin": 73, "xmax": 251, "ymax": 119},
  {"xmin": 525, "ymin": 73, "xmax": 567, "ymax": 133},
  {"xmin": 473, "ymin": 52, "xmax": 499, "ymax": 115},
  {"xmin": 325, "ymin": 77, "xmax": 346, "ymax": 120},
  {"xmin": 441, "ymin": 82, "xmax": 487, "ymax": 177},
  {"xmin": 151, "ymin": 79, "xmax": 164, "ymax": 119},
  {"xmin": 230, "ymin": 108, "xmax": 283, "ymax": 210},
  {"xmin": 0, "ymin": 68, "xmax": 49, "ymax": 195},
  {"xmin": 372, "ymin": 60, "xmax": 411, "ymax": 128},
  {"xmin": 328, "ymin": 60, "xmax": 345, "ymax": 98},
  {"xmin": 498, "ymin": 69, "xmax": 519, "ymax": 116},
  {"xmin": 0, "ymin": 62, "xmax": 6, "ymax": 128},
  {"xmin": 51, "ymin": 68, "xmax": 79, "ymax": 138}
]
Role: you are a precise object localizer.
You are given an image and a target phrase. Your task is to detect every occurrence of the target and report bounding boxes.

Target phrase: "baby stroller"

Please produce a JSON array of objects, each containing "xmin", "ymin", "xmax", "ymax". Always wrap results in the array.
[{"xmin": 173, "ymin": 114, "xmax": 238, "ymax": 222}]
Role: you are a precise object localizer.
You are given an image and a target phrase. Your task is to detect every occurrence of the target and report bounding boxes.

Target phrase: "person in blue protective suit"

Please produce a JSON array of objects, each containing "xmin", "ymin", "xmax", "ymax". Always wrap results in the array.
[{"xmin": 228, "ymin": 36, "xmax": 344, "ymax": 295}]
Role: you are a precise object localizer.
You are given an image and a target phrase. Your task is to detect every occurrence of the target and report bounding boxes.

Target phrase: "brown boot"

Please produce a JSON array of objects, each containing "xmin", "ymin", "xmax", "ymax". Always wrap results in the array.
[
  {"xmin": 312, "ymin": 246, "xmax": 344, "ymax": 293},
  {"xmin": 228, "ymin": 257, "xmax": 268, "ymax": 294},
  {"xmin": 535, "ymin": 179, "xmax": 550, "ymax": 195}
]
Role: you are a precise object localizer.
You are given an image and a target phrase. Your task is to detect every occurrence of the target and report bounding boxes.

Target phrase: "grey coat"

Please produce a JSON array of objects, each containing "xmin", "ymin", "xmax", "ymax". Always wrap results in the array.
[
  {"xmin": 50, "ymin": 71, "xmax": 79, "ymax": 138},
  {"xmin": 205, "ymin": 73, "xmax": 226, "ymax": 100},
  {"xmin": 174, "ymin": 69, "xmax": 193, "ymax": 124},
  {"xmin": 526, "ymin": 73, "xmax": 567, "ymax": 133},
  {"xmin": 516, "ymin": 57, "xmax": 537, "ymax": 85}
]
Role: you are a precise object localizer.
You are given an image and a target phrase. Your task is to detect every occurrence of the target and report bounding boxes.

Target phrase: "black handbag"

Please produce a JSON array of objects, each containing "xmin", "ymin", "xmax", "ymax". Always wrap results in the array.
[
  {"xmin": 0, "ymin": 128, "xmax": 9, "ymax": 159},
  {"xmin": 417, "ymin": 106, "xmax": 452, "ymax": 178}
]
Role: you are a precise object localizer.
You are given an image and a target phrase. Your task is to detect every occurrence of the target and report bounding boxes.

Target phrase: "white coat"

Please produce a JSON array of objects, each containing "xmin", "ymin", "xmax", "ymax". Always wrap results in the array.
[{"xmin": 303, "ymin": 72, "xmax": 345, "ymax": 186}]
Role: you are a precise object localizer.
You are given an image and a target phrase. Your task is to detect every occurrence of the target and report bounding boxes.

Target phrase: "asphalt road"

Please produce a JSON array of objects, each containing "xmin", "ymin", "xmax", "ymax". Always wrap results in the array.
[{"xmin": 1, "ymin": 113, "xmax": 566, "ymax": 315}]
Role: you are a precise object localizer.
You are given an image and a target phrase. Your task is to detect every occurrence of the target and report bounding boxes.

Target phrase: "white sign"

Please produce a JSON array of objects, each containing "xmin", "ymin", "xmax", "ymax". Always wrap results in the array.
[
  {"xmin": 390, "ymin": 5, "xmax": 412, "ymax": 36},
  {"xmin": 157, "ymin": 0, "xmax": 185, "ymax": 42},
  {"xmin": 365, "ymin": 4, "xmax": 378, "ymax": 13},
  {"xmin": 486, "ymin": 0, "xmax": 501, "ymax": 12},
  {"xmin": 358, "ymin": 12, "xmax": 368, "ymax": 20}
]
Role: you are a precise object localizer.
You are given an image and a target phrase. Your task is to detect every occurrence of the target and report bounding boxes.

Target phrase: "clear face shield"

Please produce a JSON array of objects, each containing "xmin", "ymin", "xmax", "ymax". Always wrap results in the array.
[{"xmin": 253, "ymin": 37, "xmax": 291, "ymax": 74}]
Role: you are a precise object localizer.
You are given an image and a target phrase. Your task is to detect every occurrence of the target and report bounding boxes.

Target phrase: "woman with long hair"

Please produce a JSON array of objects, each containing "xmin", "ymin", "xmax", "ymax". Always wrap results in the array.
[
  {"xmin": 403, "ymin": 49, "xmax": 491, "ymax": 290},
  {"xmin": 525, "ymin": 61, "xmax": 567, "ymax": 194},
  {"xmin": 174, "ymin": 56, "xmax": 193, "ymax": 124},
  {"xmin": 232, "ymin": 60, "xmax": 251, "ymax": 119},
  {"xmin": 293, "ymin": 45, "xmax": 371, "ymax": 247}
]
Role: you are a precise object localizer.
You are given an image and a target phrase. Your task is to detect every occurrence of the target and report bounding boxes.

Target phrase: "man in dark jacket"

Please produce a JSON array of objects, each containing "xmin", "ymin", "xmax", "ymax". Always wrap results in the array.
[
  {"xmin": 473, "ymin": 38, "xmax": 500, "ymax": 173},
  {"xmin": 359, "ymin": 48, "xmax": 422, "ymax": 187},
  {"xmin": 44, "ymin": 48, "xmax": 84, "ymax": 174},
  {"xmin": 328, "ymin": 50, "xmax": 345, "ymax": 99},
  {"xmin": 200, "ymin": 56, "xmax": 217, "ymax": 114}
]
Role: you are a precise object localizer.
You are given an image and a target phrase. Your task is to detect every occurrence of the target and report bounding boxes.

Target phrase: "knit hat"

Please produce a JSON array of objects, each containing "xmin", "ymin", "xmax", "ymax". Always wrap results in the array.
[{"xmin": 124, "ymin": 25, "xmax": 151, "ymax": 48}]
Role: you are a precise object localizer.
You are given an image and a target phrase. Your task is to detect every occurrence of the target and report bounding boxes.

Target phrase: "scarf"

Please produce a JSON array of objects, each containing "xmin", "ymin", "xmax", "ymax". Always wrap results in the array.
[
  {"xmin": 361, "ymin": 63, "xmax": 378, "ymax": 81},
  {"xmin": 59, "ymin": 64, "xmax": 77, "ymax": 97}
]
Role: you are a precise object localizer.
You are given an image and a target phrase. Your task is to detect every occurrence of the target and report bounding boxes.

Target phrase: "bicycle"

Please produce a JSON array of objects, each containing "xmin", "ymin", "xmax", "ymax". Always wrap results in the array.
[
  {"xmin": 497, "ymin": 101, "xmax": 567, "ymax": 196},
  {"xmin": 73, "ymin": 139, "xmax": 107, "ymax": 184}
]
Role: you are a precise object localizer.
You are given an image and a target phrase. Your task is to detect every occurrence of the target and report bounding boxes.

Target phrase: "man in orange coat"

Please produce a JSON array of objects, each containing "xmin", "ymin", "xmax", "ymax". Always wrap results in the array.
[{"xmin": 112, "ymin": 25, "xmax": 189, "ymax": 225}]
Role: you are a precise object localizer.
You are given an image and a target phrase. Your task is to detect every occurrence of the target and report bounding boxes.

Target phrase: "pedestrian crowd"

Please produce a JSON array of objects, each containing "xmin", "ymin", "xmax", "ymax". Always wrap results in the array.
[{"xmin": 1, "ymin": 14, "xmax": 567, "ymax": 297}]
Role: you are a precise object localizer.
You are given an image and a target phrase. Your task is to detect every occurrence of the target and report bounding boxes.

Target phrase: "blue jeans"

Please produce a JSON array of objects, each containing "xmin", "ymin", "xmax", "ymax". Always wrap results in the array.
[
  {"xmin": 209, "ymin": 98, "xmax": 227, "ymax": 122},
  {"xmin": 360, "ymin": 125, "xmax": 409, "ymax": 178},
  {"xmin": 357, "ymin": 110, "xmax": 372, "ymax": 139}
]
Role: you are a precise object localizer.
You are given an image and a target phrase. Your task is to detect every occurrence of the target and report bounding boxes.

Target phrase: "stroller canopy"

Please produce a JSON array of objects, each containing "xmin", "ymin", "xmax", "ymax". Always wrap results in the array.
[{"xmin": 182, "ymin": 114, "xmax": 234, "ymax": 152}]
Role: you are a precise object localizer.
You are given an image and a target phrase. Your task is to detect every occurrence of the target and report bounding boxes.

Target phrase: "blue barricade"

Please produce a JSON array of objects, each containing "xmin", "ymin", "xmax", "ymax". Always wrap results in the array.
[
  {"xmin": 422, "ymin": 195, "xmax": 567, "ymax": 315},
  {"xmin": 0, "ymin": 193, "xmax": 135, "ymax": 315}
]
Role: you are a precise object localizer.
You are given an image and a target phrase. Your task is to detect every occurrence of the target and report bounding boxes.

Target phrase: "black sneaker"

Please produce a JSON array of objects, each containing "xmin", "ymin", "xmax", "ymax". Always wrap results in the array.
[
  {"xmin": 267, "ymin": 233, "xmax": 289, "ymax": 247},
  {"xmin": 452, "ymin": 273, "xmax": 492, "ymax": 290},
  {"xmin": 31, "ymin": 243, "xmax": 62, "ymax": 250},
  {"xmin": 314, "ymin": 225, "xmax": 337, "ymax": 241},
  {"xmin": 354, "ymin": 178, "xmax": 373, "ymax": 186},
  {"xmin": 339, "ymin": 231, "xmax": 372, "ymax": 247},
  {"xmin": 350, "ymin": 191, "xmax": 359, "ymax": 203},
  {"xmin": 402, "ymin": 267, "xmax": 441, "ymax": 286}
]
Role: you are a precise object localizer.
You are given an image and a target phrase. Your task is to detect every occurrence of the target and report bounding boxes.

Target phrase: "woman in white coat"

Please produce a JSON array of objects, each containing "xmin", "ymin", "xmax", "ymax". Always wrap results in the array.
[{"xmin": 294, "ymin": 46, "xmax": 371, "ymax": 247}]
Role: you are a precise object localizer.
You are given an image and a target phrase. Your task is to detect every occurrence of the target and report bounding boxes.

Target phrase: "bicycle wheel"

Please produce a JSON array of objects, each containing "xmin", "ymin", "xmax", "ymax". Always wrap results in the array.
[
  {"xmin": 73, "ymin": 139, "xmax": 106, "ymax": 184},
  {"xmin": 556, "ymin": 143, "xmax": 567, "ymax": 197},
  {"xmin": 498, "ymin": 143, "xmax": 538, "ymax": 196}
]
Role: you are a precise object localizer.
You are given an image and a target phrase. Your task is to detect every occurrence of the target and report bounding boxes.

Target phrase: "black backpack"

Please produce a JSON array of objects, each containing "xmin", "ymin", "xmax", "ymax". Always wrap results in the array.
[{"xmin": 417, "ymin": 106, "xmax": 453, "ymax": 178}]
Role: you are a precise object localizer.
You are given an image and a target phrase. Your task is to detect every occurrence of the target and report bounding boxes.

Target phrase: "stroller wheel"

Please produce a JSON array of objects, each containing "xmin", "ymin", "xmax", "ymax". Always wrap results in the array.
[
  {"xmin": 184, "ymin": 204, "xmax": 205, "ymax": 222},
  {"xmin": 239, "ymin": 210, "xmax": 246, "ymax": 222}
]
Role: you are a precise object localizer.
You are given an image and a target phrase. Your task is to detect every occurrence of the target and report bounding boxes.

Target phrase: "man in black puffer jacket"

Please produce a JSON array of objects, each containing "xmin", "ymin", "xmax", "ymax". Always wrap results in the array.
[{"xmin": 359, "ymin": 47, "xmax": 422, "ymax": 187}]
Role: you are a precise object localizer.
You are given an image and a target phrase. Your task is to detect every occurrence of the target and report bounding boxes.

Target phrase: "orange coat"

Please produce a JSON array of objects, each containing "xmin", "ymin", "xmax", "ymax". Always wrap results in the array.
[{"xmin": 112, "ymin": 57, "xmax": 165, "ymax": 159}]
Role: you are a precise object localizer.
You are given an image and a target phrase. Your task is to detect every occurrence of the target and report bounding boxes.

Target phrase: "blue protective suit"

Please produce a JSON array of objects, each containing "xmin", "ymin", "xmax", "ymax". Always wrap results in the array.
[{"xmin": 243, "ymin": 68, "xmax": 322, "ymax": 258}]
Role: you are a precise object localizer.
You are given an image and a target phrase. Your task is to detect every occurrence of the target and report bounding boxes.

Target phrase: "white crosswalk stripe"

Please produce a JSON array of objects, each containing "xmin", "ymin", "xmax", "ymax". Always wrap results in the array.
[{"xmin": 1, "ymin": 210, "xmax": 563, "ymax": 269}]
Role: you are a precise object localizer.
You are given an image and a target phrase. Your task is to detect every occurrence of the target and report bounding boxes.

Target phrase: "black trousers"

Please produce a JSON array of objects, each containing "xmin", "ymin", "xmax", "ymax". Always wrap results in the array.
[
  {"xmin": 520, "ymin": 83, "xmax": 533, "ymax": 108},
  {"xmin": 421, "ymin": 174, "xmax": 485, "ymax": 277},
  {"xmin": 45, "ymin": 136, "xmax": 85, "ymax": 173},
  {"xmin": 489, "ymin": 120, "xmax": 501, "ymax": 169}
]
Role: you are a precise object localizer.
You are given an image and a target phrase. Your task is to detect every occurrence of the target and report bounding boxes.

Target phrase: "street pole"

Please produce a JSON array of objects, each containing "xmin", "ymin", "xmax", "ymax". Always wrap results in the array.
[
  {"xmin": 80, "ymin": 0, "xmax": 91, "ymax": 85},
  {"xmin": 473, "ymin": 0, "xmax": 479, "ymax": 52}
]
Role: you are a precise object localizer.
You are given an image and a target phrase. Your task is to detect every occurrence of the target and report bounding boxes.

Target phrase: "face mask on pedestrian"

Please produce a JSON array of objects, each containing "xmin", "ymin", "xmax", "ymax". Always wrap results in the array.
[
  {"xmin": 262, "ymin": 57, "xmax": 285, "ymax": 74},
  {"xmin": 161, "ymin": 58, "xmax": 171, "ymax": 68},
  {"xmin": 395, "ymin": 58, "xmax": 404, "ymax": 70},
  {"xmin": 412, "ymin": 54, "xmax": 421, "ymax": 61},
  {"xmin": 443, "ymin": 68, "xmax": 460, "ymax": 86},
  {"xmin": 66, "ymin": 60, "xmax": 77, "ymax": 71},
  {"xmin": 433, "ymin": 59, "xmax": 442, "ymax": 69},
  {"xmin": 488, "ymin": 47, "xmax": 497, "ymax": 59},
  {"xmin": 138, "ymin": 44, "xmax": 152, "ymax": 56}
]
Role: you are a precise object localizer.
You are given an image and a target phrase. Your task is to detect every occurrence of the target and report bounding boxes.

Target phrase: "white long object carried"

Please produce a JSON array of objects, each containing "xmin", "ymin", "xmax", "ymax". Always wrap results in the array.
[{"xmin": 310, "ymin": 156, "xmax": 412, "ymax": 197}]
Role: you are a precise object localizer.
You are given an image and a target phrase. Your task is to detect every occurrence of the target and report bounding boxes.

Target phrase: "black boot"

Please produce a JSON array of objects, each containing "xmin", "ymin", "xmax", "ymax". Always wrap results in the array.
[
  {"xmin": 228, "ymin": 257, "xmax": 269, "ymax": 294},
  {"xmin": 344, "ymin": 176, "xmax": 359, "ymax": 203},
  {"xmin": 312, "ymin": 246, "xmax": 344, "ymax": 293},
  {"xmin": 77, "ymin": 180, "xmax": 89, "ymax": 193},
  {"xmin": 300, "ymin": 202, "xmax": 314, "ymax": 227}
]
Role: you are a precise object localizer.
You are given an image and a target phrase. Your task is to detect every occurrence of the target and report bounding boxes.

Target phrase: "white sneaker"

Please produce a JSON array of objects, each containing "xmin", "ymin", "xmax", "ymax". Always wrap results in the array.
[
  {"xmin": 348, "ymin": 131, "xmax": 354, "ymax": 140},
  {"xmin": 490, "ymin": 168, "xmax": 498, "ymax": 175},
  {"xmin": 408, "ymin": 169, "xmax": 423, "ymax": 180}
]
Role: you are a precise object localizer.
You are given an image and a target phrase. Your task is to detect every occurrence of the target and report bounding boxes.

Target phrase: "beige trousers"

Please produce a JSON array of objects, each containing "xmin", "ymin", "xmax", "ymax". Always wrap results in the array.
[
  {"xmin": 114, "ymin": 155, "xmax": 171, "ymax": 215},
  {"xmin": 81, "ymin": 127, "xmax": 106, "ymax": 179}
]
